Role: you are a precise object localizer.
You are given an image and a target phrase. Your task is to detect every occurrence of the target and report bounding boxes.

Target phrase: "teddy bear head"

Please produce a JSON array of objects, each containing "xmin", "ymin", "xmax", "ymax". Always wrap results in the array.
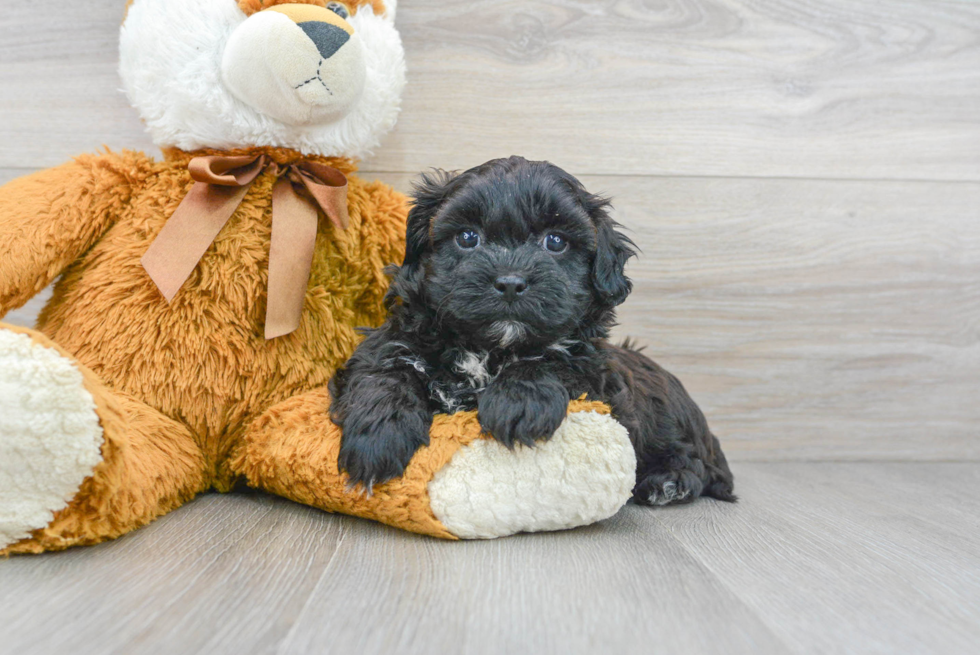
[{"xmin": 120, "ymin": 0, "xmax": 405, "ymax": 159}]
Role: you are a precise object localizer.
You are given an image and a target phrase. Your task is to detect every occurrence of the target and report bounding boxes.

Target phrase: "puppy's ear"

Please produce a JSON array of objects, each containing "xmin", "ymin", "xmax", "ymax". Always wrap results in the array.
[
  {"xmin": 559, "ymin": 172, "xmax": 636, "ymax": 307},
  {"xmin": 402, "ymin": 169, "xmax": 463, "ymax": 272},
  {"xmin": 592, "ymin": 210, "xmax": 636, "ymax": 307}
]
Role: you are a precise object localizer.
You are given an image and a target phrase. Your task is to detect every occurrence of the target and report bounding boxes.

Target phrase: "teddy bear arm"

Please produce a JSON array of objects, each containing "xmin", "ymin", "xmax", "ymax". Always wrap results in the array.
[
  {"xmin": 0, "ymin": 154, "xmax": 141, "ymax": 318},
  {"xmin": 349, "ymin": 180, "xmax": 409, "ymax": 315}
]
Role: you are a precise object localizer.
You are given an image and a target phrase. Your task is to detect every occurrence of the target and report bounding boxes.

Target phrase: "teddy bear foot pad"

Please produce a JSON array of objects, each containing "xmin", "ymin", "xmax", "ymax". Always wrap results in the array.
[
  {"xmin": 0, "ymin": 328, "xmax": 104, "ymax": 549},
  {"xmin": 428, "ymin": 410, "xmax": 637, "ymax": 539}
]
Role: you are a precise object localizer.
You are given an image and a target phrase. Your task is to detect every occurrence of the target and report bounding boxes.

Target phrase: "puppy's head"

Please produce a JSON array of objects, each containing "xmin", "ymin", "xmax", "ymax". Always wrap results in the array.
[{"xmin": 392, "ymin": 156, "xmax": 636, "ymax": 350}]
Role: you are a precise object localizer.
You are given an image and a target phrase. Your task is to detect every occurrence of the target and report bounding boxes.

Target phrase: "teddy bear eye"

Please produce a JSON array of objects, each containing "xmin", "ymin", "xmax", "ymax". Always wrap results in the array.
[
  {"xmin": 544, "ymin": 233, "xmax": 567, "ymax": 253},
  {"xmin": 326, "ymin": 2, "xmax": 350, "ymax": 19},
  {"xmin": 456, "ymin": 230, "xmax": 481, "ymax": 249}
]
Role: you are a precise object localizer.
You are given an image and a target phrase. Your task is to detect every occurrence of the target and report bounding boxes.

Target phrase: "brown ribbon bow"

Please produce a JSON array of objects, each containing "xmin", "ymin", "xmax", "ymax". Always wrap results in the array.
[{"xmin": 141, "ymin": 154, "xmax": 349, "ymax": 339}]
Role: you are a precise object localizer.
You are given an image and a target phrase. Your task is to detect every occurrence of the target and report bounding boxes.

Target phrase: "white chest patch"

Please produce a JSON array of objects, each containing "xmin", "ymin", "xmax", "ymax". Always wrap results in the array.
[{"xmin": 455, "ymin": 351, "xmax": 492, "ymax": 389}]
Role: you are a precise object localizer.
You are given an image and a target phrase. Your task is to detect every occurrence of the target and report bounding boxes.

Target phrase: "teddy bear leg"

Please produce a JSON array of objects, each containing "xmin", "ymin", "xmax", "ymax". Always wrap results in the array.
[
  {"xmin": 0, "ymin": 324, "xmax": 208, "ymax": 555},
  {"xmin": 232, "ymin": 388, "xmax": 637, "ymax": 540}
]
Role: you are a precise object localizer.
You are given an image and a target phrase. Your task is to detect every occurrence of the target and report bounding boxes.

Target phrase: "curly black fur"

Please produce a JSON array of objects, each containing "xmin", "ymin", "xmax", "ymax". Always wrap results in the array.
[{"xmin": 329, "ymin": 156, "xmax": 736, "ymax": 505}]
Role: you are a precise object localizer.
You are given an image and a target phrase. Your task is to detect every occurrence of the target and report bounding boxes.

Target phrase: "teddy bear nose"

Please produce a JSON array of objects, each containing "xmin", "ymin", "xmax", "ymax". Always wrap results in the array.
[
  {"xmin": 297, "ymin": 21, "xmax": 351, "ymax": 60},
  {"xmin": 494, "ymin": 275, "xmax": 528, "ymax": 301}
]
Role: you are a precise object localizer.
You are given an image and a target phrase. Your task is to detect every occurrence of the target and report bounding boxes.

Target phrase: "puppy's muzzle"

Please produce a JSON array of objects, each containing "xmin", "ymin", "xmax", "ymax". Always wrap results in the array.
[{"xmin": 222, "ymin": 3, "xmax": 366, "ymax": 127}]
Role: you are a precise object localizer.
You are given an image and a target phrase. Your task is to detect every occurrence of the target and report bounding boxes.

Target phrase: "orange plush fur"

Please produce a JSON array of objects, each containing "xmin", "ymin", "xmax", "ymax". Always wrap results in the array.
[{"xmin": 0, "ymin": 146, "xmax": 410, "ymax": 553}]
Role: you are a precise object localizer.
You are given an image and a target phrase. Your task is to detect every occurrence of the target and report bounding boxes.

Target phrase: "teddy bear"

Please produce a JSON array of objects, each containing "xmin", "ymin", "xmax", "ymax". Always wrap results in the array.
[{"xmin": 0, "ymin": 0, "xmax": 636, "ymax": 553}]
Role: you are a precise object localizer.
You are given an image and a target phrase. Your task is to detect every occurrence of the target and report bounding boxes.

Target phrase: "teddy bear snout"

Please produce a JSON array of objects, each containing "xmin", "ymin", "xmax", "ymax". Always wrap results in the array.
[{"xmin": 221, "ymin": 3, "xmax": 367, "ymax": 127}]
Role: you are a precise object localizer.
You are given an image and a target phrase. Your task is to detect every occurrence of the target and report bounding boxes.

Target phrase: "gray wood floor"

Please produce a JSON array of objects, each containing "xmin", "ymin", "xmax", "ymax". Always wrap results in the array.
[{"xmin": 1, "ymin": 462, "xmax": 978, "ymax": 655}]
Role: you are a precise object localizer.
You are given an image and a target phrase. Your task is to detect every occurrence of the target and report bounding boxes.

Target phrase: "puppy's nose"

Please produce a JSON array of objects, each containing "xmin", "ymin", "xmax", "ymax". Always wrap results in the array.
[{"xmin": 494, "ymin": 275, "xmax": 528, "ymax": 301}]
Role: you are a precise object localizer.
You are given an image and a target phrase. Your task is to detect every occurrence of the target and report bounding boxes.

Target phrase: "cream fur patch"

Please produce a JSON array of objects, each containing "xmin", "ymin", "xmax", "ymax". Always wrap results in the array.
[
  {"xmin": 120, "ymin": 0, "xmax": 405, "ymax": 159},
  {"xmin": 0, "ymin": 330, "xmax": 104, "ymax": 549},
  {"xmin": 428, "ymin": 411, "xmax": 636, "ymax": 539}
]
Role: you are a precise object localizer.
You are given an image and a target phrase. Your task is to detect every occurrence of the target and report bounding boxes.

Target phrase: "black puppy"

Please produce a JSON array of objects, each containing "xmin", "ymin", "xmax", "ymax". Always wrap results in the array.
[{"xmin": 329, "ymin": 156, "xmax": 735, "ymax": 506}]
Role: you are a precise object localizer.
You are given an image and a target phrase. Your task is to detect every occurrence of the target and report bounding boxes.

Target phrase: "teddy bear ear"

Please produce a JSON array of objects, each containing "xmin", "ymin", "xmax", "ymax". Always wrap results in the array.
[
  {"xmin": 361, "ymin": 0, "xmax": 397, "ymax": 22},
  {"xmin": 382, "ymin": 0, "xmax": 397, "ymax": 22}
]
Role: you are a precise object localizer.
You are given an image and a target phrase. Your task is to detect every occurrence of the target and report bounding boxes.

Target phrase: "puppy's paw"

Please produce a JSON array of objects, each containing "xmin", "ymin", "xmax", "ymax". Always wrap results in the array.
[
  {"xmin": 633, "ymin": 464, "xmax": 705, "ymax": 507},
  {"xmin": 477, "ymin": 376, "xmax": 569, "ymax": 449},
  {"xmin": 337, "ymin": 408, "xmax": 430, "ymax": 490}
]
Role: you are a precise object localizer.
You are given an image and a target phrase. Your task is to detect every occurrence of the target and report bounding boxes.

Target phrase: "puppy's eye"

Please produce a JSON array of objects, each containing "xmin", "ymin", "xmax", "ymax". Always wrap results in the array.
[
  {"xmin": 326, "ymin": 2, "xmax": 350, "ymax": 19},
  {"xmin": 544, "ymin": 233, "xmax": 568, "ymax": 253},
  {"xmin": 456, "ymin": 230, "xmax": 481, "ymax": 249}
]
